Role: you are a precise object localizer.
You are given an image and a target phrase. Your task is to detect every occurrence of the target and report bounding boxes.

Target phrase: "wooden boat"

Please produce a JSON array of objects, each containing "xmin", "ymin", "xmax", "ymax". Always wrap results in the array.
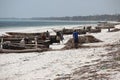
[
  {"xmin": 0, "ymin": 48, "xmax": 48, "ymax": 53},
  {"xmin": 6, "ymin": 32, "xmax": 43, "ymax": 38},
  {"xmin": 0, "ymin": 32, "xmax": 52, "ymax": 53},
  {"xmin": 0, "ymin": 31, "xmax": 65, "ymax": 53},
  {"xmin": 53, "ymin": 28, "xmax": 86, "ymax": 35}
]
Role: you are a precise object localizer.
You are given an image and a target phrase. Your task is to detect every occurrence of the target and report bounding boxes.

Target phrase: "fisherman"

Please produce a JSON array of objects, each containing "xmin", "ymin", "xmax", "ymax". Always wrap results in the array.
[
  {"xmin": 56, "ymin": 31, "xmax": 61, "ymax": 43},
  {"xmin": 83, "ymin": 26, "xmax": 86, "ymax": 30},
  {"xmin": 34, "ymin": 36, "xmax": 38, "ymax": 49},
  {"xmin": 46, "ymin": 30, "xmax": 50, "ymax": 39},
  {"xmin": 0, "ymin": 37, "xmax": 3, "ymax": 49},
  {"xmin": 59, "ymin": 31, "xmax": 64, "ymax": 43},
  {"xmin": 41, "ymin": 33, "xmax": 46, "ymax": 40},
  {"xmin": 20, "ymin": 38, "xmax": 25, "ymax": 47},
  {"xmin": 56, "ymin": 35, "xmax": 60, "ymax": 43},
  {"xmin": 24, "ymin": 37, "xmax": 29, "ymax": 44},
  {"xmin": 73, "ymin": 30, "xmax": 79, "ymax": 48}
]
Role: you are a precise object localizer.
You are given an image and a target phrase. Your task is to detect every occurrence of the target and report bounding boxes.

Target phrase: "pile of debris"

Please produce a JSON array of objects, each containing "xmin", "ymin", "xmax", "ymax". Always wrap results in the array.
[{"xmin": 63, "ymin": 35, "xmax": 102, "ymax": 49}]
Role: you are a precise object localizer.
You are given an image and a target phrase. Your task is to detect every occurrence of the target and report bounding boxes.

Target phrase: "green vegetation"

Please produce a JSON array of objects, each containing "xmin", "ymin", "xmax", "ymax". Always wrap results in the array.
[{"xmin": 31, "ymin": 14, "xmax": 120, "ymax": 21}]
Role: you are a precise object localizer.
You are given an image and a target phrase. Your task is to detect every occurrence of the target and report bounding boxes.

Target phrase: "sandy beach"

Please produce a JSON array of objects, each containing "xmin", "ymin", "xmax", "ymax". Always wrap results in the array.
[
  {"xmin": 1, "ymin": 0, "xmax": 120, "ymax": 79},
  {"xmin": 0, "ymin": 24, "xmax": 120, "ymax": 80}
]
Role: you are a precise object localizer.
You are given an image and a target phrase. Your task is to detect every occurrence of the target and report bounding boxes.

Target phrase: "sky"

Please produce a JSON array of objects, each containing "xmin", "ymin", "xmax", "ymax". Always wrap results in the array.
[{"xmin": 0, "ymin": 0, "xmax": 120, "ymax": 18}]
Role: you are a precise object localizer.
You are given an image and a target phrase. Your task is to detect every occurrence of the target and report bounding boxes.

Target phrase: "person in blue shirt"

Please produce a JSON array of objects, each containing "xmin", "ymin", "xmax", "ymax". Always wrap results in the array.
[{"xmin": 73, "ymin": 30, "xmax": 79, "ymax": 48}]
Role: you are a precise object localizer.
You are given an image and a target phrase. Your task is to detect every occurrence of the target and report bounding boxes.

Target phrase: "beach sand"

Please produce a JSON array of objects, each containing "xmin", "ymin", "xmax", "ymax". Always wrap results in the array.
[{"xmin": 0, "ymin": 24, "xmax": 120, "ymax": 80}]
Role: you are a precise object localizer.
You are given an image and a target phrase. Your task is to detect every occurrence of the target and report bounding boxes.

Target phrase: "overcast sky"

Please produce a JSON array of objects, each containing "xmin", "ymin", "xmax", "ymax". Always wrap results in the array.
[{"xmin": 0, "ymin": 0, "xmax": 120, "ymax": 18}]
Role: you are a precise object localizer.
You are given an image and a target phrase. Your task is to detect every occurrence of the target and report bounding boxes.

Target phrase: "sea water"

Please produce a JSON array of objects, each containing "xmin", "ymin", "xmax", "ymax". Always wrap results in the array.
[{"xmin": 0, "ymin": 19, "xmax": 98, "ymax": 35}]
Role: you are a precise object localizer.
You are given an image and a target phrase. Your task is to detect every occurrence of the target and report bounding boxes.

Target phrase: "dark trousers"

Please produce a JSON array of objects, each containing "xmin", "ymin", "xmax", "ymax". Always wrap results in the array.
[{"xmin": 74, "ymin": 39, "xmax": 78, "ymax": 48}]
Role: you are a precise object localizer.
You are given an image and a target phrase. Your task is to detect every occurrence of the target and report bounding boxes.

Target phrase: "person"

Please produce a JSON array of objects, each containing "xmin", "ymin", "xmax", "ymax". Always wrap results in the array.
[
  {"xmin": 46, "ymin": 30, "xmax": 50, "ymax": 39},
  {"xmin": 20, "ymin": 38, "xmax": 25, "ymax": 47},
  {"xmin": 41, "ymin": 33, "xmax": 46, "ymax": 40},
  {"xmin": 56, "ymin": 35, "xmax": 60, "ymax": 43},
  {"xmin": 73, "ymin": 30, "xmax": 79, "ymax": 48},
  {"xmin": 24, "ymin": 37, "xmax": 29, "ymax": 44},
  {"xmin": 56, "ymin": 31, "xmax": 60, "ymax": 43},
  {"xmin": 83, "ymin": 26, "xmax": 86, "ymax": 30},
  {"xmin": 0, "ymin": 37, "xmax": 3, "ymax": 49},
  {"xmin": 34, "ymin": 36, "xmax": 38, "ymax": 49},
  {"xmin": 59, "ymin": 31, "xmax": 64, "ymax": 43}
]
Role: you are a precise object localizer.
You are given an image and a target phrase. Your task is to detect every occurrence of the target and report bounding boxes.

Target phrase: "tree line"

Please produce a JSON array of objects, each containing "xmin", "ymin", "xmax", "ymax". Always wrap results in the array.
[{"xmin": 31, "ymin": 14, "xmax": 120, "ymax": 21}]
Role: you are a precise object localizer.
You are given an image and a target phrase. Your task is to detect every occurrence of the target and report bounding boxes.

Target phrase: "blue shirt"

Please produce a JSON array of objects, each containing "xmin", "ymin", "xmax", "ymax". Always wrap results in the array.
[{"xmin": 73, "ymin": 31, "xmax": 79, "ymax": 40}]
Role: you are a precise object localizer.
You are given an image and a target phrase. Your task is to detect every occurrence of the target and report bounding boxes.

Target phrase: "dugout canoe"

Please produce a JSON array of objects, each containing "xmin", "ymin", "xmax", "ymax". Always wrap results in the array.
[{"xmin": 0, "ymin": 48, "xmax": 48, "ymax": 53}]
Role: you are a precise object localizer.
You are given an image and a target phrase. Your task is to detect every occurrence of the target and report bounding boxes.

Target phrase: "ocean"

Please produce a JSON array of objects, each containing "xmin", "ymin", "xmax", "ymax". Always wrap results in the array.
[{"xmin": 0, "ymin": 19, "xmax": 98, "ymax": 35}]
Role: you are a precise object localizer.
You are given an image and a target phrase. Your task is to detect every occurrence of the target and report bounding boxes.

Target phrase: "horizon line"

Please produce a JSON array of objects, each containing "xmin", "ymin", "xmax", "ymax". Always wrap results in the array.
[{"xmin": 0, "ymin": 13, "xmax": 120, "ymax": 19}]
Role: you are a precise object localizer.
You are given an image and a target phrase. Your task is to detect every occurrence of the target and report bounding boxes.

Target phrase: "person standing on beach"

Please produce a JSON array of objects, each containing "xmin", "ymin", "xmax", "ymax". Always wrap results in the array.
[
  {"xmin": 56, "ymin": 31, "xmax": 64, "ymax": 43},
  {"xmin": 73, "ymin": 30, "xmax": 79, "ymax": 48},
  {"xmin": 34, "ymin": 36, "xmax": 38, "ymax": 49},
  {"xmin": 24, "ymin": 37, "xmax": 29, "ymax": 44},
  {"xmin": 42, "ymin": 33, "xmax": 46, "ymax": 40},
  {"xmin": 56, "ymin": 31, "xmax": 61, "ymax": 43},
  {"xmin": 20, "ymin": 38, "xmax": 25, "ymax": 47},
  {"xmin": 46, "ymin": 30, "xmax": 50, "ymax": 39},
  {"xmin": 59, "ymin": 31, "xmax": 64, "ymax": 43}
]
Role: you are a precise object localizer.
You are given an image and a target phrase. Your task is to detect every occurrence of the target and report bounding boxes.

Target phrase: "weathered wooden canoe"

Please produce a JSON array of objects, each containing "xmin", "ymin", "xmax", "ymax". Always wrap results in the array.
[
  {"xmin": 54, "ymin": 28, "xmax": 86, "ymax": 35},
  {"xmin": 6, "ymin": 32, "xmax": 44, "ymax": 38},
  {"xmin": 0, "ymin": 48, "xmax": 48, "ymax": 53}
]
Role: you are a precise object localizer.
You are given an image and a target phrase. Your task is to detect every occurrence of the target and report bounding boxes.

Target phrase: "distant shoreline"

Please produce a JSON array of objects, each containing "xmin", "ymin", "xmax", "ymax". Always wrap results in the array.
[{"xmin": 0, "ymin": 14, "xmax": 120, "ymax": 21}]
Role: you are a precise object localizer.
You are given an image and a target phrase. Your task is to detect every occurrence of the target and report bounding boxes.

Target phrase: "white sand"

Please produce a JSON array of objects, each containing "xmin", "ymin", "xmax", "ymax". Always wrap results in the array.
[{"xmin": 0, "ymin": 24, "xmax": 120, "ymax": 80}]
